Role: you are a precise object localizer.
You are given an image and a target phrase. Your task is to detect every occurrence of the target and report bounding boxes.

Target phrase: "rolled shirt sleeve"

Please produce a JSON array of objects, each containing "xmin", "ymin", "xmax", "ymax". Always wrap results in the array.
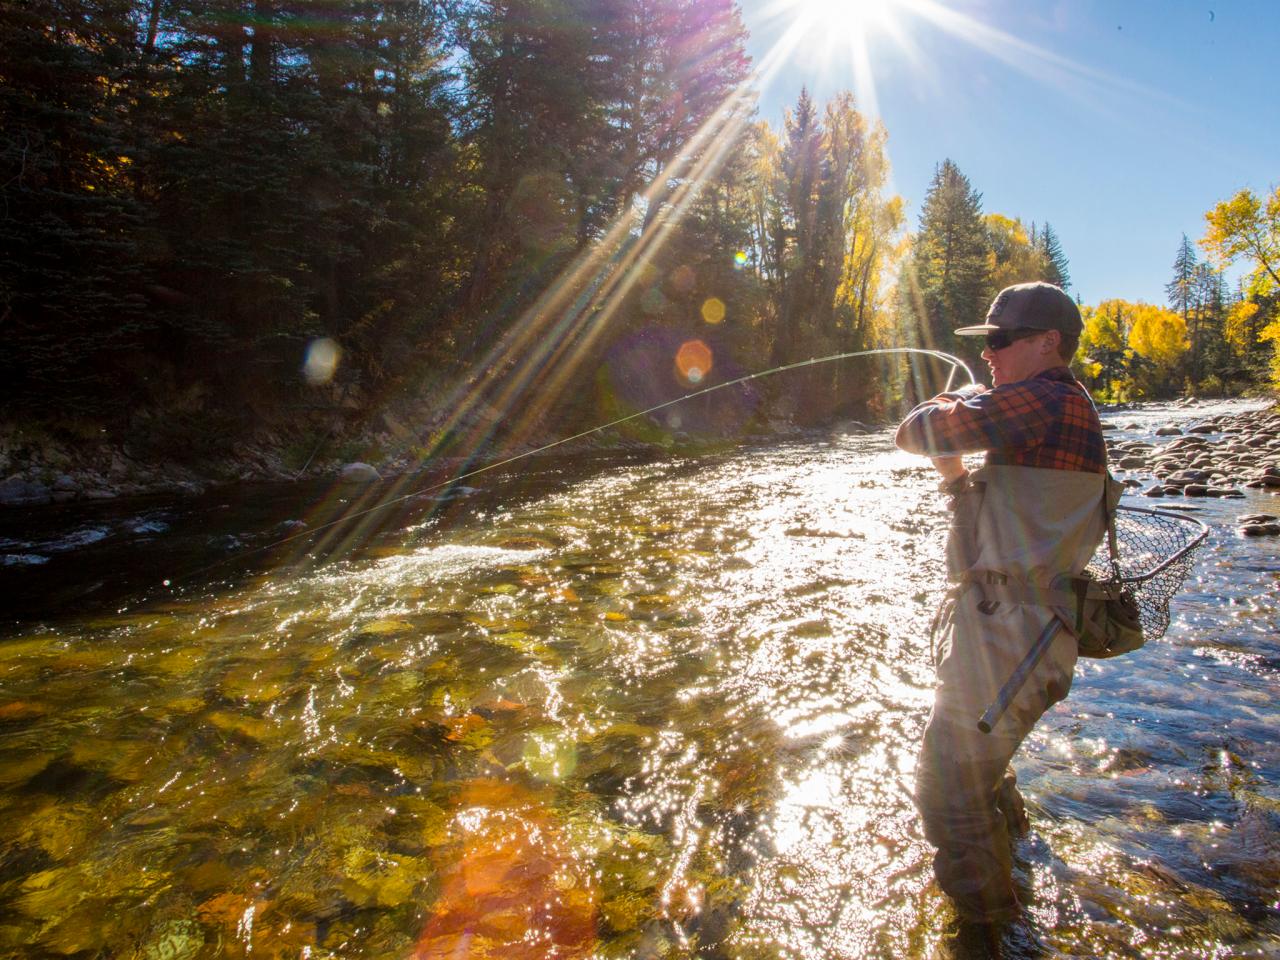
[{"xmin": 895, "ymin": 368, "xmax": 1107, "ymax": 473}]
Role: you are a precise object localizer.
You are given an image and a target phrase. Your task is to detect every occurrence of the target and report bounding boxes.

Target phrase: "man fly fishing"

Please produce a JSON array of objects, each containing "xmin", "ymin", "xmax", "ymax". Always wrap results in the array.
[{"xmin": 895, "ymin": 282, "xmax": 1110, "ymax": 930}]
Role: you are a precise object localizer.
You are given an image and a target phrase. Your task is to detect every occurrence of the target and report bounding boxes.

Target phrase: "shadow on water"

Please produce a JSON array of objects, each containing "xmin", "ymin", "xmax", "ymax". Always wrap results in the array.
[{"xmin": 0, "ymin": 447, "xmax": 699, "ymax": 627}]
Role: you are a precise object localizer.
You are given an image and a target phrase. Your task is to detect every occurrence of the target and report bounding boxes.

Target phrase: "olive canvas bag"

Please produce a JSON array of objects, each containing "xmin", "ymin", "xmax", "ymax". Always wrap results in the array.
[{"xmin": 1067, "ymin": 474, "xmax": 1144, "ymax": 659}]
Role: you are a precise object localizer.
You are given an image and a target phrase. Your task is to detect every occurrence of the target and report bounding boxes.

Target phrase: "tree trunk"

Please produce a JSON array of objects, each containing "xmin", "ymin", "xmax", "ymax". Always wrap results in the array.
[
  {"xmin": 250, "ymin": 0, "xmax": 274, "ymax": 89},
  {"xmin": 144, "ymin": 0, "xmax": 162, "ymax": 56}
]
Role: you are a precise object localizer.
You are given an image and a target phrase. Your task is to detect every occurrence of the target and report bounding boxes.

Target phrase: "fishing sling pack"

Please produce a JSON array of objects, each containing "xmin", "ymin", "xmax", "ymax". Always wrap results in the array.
[{"xmin": 1064, "ymin": 473, "xmax": 1144, "ymax": 659}]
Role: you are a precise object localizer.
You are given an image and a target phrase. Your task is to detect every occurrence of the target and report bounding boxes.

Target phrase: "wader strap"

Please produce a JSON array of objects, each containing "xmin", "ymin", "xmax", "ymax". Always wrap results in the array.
[
  {"xmin": 956, "ymin": 571, "xmax": 1106, "ymax": 609},
  {"xmin": 1102, "ymin": 473, "xmax": 1124, "ymax": 584}
]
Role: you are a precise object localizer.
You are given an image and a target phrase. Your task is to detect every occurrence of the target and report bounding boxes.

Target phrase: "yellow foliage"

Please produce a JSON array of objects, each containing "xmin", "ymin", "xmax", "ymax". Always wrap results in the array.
[
  {"xmin": 1127, "ymin": 303, "xmax": 1187, "ymax": 369},
  {"xmin": 1260, "ymin": 316, "xmax": 1280, "ymax": 384},
  {"xmin": 984, "ymin": 214, "xmax": 1044, "ymax": 292},
  {"xmin": 1201, "ymin": 186, "xmax": 1280, "ymax": 296},
  {"xmin": 1080, "ymin": 301, "xmax": 1127, "ymax": 355},
  {"xmin": 1225, "ymin": 299, "xmax": 1261, "ymax": 357},
  {"xmin": 1201, "ymin": 185, "xmax": 1280, "ymax": 389}
]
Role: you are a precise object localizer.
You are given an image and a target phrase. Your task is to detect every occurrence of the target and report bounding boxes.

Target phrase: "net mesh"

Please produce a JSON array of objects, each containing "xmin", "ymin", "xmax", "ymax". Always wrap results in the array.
[{"xmin": 1084, "ymin": 506, "xmax": 1209, "ymax": 641}]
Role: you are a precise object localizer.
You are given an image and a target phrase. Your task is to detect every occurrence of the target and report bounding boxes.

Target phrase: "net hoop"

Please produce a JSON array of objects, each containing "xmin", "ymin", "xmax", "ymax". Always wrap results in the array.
[
  {"xmin": 1110, "ymin": 505, "xmax": 1210, "ymax": 584},
  {"xmin": 1089, "ymin": 504, "xmax": 1211, "ymax": 641}
]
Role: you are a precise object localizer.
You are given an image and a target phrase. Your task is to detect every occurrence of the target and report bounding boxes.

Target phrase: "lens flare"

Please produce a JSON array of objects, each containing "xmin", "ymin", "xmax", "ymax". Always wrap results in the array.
[
  {"xmin": 303, "ymin": 338, "xmax": 340, "ymax": 385},
  {"xmin": 700, "ymin": 297, "xmax": 726, "ymax": 325},
  {"xmin": 734, "ymin": 251, "xmax": 748, "ymax": 268},
  {"xmin": 676, "ymin": 339, "xmax": 713, "ymax": 385},
  {"xmin": 670, "ymin": 264, "xmax": 697, "ymax": 294}
]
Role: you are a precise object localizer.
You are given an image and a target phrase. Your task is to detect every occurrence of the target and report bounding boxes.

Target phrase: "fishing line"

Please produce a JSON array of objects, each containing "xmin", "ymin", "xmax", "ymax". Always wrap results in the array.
[{"xmin": 161, "ymin": 347, "xmax": 976, "ymax": 592}]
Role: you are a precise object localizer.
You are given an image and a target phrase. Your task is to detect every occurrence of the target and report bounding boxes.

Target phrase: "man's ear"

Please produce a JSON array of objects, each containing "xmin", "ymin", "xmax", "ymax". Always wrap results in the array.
[{"xmin": 1041, "ymin": 330, "xmax": 1061, "ymax": 356}]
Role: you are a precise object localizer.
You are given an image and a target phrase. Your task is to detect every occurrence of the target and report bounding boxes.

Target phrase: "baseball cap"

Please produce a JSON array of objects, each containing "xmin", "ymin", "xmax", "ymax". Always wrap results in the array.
[{"xmin": 955, "ymin": 282, "xmax": 1081, "ymax": 336}]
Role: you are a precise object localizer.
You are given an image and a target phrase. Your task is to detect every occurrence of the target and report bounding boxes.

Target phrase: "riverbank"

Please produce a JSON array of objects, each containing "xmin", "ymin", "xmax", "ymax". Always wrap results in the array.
[
  {"xmin": 1104, "ymin": 402, "xmax": 1280, "ymax": 513},
  {"xmin": 1, "ymin": 395, "xmax": 1274, "ymax": 509},
  {"xmin": 0, "ymin": 402, "xmax": 867, "ymax": 509}
]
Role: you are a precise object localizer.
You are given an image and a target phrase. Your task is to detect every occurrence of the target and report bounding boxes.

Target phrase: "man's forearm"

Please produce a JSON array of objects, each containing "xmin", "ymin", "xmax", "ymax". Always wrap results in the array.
[{"xmin": 895, "ymin": 383, "xmax": 989, "ymax": 455}]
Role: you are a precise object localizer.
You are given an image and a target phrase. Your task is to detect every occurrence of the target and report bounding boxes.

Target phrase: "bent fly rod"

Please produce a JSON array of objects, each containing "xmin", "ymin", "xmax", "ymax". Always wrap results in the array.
[{"xmin": 160, "ymin": 347, "xmax": 976, "ymax": 591}]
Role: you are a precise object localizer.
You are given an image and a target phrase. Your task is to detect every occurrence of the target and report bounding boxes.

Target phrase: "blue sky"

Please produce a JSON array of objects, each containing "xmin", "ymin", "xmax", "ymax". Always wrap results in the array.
[{"xmin": 737, "ymin": 0, "xmax": 1279, "ymax": 307}]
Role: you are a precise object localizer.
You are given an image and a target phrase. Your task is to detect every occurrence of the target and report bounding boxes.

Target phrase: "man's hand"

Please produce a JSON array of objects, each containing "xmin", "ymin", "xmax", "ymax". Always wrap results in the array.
[{"xmin": 931, "ymin": 455, "xmax": 967, "ymax": 487}]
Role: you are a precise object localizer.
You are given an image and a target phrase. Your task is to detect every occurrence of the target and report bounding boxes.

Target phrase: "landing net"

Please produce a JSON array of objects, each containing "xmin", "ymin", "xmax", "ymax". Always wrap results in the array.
[{"xmin": 1085, "ymin": 506, "xmax": 1210, "ymax": 641}]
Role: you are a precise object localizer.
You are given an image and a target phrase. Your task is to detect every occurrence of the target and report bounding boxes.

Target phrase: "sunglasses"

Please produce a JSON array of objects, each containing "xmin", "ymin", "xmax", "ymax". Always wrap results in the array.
[{"xmin": 984, "ymin": 328, "xmax": 1046, "ymax": 351}]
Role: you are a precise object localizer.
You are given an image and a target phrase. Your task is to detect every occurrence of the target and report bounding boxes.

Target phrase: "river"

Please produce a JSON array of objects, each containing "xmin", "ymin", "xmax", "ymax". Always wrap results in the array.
[{"xmin": 0, "ymin": 399, "xmax": 1277, "ymax": 959}]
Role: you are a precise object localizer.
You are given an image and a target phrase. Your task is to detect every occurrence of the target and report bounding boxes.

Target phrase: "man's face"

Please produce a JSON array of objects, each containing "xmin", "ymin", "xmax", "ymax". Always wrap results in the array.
[{"xmin": 981, "ymin": 329, "xmax": 1054, "ymax": 386}]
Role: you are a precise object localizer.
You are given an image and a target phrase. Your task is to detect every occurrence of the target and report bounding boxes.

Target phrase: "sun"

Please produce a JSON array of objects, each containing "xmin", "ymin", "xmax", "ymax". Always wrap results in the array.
[
  {"xmin": 799, "ymin": 0, "xmax": 902, "ymax": 40},
  {"xmin": 746, "ymin": 0, "xmax": 920, "ymax": 119}
]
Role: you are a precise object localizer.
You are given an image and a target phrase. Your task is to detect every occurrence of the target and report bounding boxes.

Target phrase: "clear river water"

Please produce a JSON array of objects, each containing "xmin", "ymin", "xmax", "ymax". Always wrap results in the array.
[{"xmin": 0, "ymin": 399, "xmax": 1277, "ymax": 959}]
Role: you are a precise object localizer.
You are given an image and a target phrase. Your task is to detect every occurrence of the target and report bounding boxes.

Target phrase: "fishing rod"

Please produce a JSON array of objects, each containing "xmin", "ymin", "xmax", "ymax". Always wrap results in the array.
[{"xmin": 161, "ymin": 346, "xmax": 976, "ymax": 591}]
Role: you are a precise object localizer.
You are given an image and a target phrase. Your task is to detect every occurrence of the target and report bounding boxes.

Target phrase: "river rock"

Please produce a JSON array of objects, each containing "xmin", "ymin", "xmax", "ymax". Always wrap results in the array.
[
  {"xmin": 1187, "ymin": 423, "xmax": 1217, "ymax": 434},
  {"xmin": 1239, "ymin": 514, "xmax": 1278, "ymax": 524},
  {"xmin": 1168, "ymin": 469, "xmax": 1213, "ymax": 485},
  {"xmin": 1155, "ymin": 426, "xmax": 1182, "ymax": 436},
  {"xmin": 0, "ymin": 476, "xmax": 52, "ymax": 505},
  {"xmin": 340, "ymin": 462, "xmax": 381, "ymax": 483},
  {"xmin": 1242, "ymin": 523, "xmax": 1280, "ymax": 537},
  {"xmin": 1117, "ymin": 456, "xmax": 1149, "ymax": 470},
  {"xmin": 837, "ymin": 419, "xmax": 874, "ymax": 434},
  {"xmin": 1142, "ymin": 485, "xmax": 1166, "ymax": 497},
  {"xmin": 1183, "ymin": 484, "xmax": 1211, "ymax": 496}
]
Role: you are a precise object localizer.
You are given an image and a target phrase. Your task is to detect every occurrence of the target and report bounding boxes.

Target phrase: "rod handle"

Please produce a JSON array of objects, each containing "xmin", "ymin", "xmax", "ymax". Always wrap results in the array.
[{"xmin": 977, "ymin": 618, "xmax": 1063, "ymax": 734}]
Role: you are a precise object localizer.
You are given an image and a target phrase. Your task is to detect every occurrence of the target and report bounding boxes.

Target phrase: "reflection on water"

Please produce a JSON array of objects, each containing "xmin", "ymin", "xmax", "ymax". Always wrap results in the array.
[{"xmin": 1, "ymin": 411, "xmax": 1278, "ymax": 958}]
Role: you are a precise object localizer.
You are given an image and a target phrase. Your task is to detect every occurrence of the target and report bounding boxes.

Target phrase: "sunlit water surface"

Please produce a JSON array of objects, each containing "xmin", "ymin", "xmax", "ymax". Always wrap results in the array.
[{"xmin": 1, "ymin": 402, "xmax": 1278, "ymax": 959}]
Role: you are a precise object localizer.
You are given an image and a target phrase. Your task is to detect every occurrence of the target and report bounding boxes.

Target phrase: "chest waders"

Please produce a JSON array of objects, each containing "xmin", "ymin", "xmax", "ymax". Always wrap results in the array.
[{"xmin": 929, "ymin": 464, "xmax": 1113, "ymax": 732}]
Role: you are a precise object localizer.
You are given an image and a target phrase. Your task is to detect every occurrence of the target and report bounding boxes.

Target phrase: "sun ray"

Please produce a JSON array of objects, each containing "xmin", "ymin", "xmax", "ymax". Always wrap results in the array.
[
  {"xmin": 904, "ymin": 0, "xmax": 1180, "ymax": 112},
  {"xmin": 250, "ymin": 0, "xmax": 1185, "ymax": 580}
]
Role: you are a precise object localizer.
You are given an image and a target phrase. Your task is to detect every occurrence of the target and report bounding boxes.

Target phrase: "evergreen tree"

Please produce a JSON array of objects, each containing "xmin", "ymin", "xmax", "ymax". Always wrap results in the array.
[
  {"xmin": 1193, "ymin": 261, "xmax": 1230, "ymax": 388},
  {"xmin": 908, "ymin": 159, "xmax": 990, "ymax": 356},
  {"xmin": 1166, "ymin": 234, "xmax": 1198, "ymax": 318},
  {"xmin": 769, "ymin": 87, "xmax": 823, "ymax": 362},
  {"xmin": 0, "ymin": 0, "xmax": 155, "ymax": 410},
  {"xmin": 457, "ymin": 0, "xmax": 601, "ymax": 318},
  {"xmin": 1037, "ymin": 222, "xmax": 1071, "ymax": 291},
  {"xmin": 1166, "ymin": 234, "xmax": 1200, "ymax": 382}
]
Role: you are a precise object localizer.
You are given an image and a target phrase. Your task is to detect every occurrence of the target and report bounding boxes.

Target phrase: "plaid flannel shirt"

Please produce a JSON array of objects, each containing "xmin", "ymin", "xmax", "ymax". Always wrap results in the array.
[{"xmin": 896, "ymin": 366, "xmax": 1107, "ymax": 473}]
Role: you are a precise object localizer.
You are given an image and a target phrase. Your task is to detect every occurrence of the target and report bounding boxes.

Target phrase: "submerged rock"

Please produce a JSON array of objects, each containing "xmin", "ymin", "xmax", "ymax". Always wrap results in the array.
[{"xmin": 339, "ymin": 462, "xmax": 381, "ymax": 483}]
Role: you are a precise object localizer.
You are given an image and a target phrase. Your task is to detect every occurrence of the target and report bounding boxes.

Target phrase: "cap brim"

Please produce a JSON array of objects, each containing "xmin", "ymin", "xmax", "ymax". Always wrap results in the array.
[{"xmin": 954, "ymin": 323, "xmax": 999, "ymax": 335}]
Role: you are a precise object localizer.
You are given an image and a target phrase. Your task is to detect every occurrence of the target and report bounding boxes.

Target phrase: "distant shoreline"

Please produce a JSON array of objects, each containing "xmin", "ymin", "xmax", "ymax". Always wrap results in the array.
[{"xmin": 1, "ymin": 394, "xmax": 1274, "ymax": 511}]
